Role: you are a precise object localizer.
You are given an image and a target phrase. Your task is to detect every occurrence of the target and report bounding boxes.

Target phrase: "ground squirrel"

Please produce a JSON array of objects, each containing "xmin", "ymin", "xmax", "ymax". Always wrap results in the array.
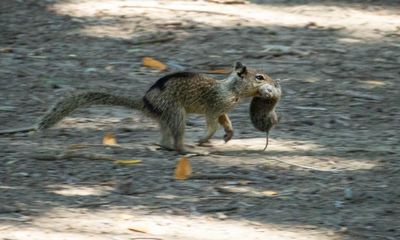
[
  {"xmin": 1, "ymin": 62, "xmax": 279, "ymax": 153},
  {"xmin": 249, "ymin": 81, "xmax": 282, "ymax": 150}
]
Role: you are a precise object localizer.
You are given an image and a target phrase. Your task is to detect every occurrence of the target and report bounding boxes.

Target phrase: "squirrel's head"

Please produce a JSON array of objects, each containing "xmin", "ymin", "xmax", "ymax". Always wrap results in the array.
[{"xmin": 229, "ymin": 62, "xmax": 281, "ymax": 99}]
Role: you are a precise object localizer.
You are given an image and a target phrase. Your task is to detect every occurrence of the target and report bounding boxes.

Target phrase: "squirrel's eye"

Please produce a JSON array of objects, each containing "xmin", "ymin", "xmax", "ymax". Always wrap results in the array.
[{"xmin": 255, "ymin": 75, "xmax": 265, "ymax": 81}]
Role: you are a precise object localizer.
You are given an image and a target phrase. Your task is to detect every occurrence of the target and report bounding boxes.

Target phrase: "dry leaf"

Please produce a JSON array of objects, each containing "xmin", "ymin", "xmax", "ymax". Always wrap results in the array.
[
  {"xmin": 128, "ymin": 226, "xmax": 148, "ymax": 234},
  {"xmin": 207, "ymin": 69, "xmax": 230, "ymax": 74},
  {"xmin": 113, "ymin": 159, "xmax": 142, "ymax": 165},
  {"xmin": 103, "ymin": 133, "xmax": 117, "ymax": 145},
  {"xmin": 142, "ymin": 57, "xmax": 167, "ymax": 71},
  {"xmin": 174, "ymin": 156, "xmax": 192, "ymax": 180}
]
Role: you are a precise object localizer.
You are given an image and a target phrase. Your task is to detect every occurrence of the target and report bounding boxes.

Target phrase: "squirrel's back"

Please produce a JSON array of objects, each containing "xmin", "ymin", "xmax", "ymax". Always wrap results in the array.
[{"xmin": 143, "ymin": 72, "xmax": 237, "ymax": 115}]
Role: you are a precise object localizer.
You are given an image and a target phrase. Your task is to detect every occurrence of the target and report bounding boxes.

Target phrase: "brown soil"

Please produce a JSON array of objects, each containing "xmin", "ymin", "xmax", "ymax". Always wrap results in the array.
[{"xmin": 0, "ymin": 0, "xmax": 399, "ymax": 239}]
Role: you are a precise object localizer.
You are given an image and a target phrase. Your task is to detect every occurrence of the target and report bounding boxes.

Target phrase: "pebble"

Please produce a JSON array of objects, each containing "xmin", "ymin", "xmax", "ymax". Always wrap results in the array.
[{"xmin": 344, "ymin": 188, "xmax": 353, "ymax": 200}]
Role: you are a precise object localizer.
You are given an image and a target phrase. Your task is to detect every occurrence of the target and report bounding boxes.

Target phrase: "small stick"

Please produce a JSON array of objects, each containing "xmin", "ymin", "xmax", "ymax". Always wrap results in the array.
[
  {"xmin": 271, "ymin": 158, "xmax": 340, "ymax": 172},
  {"xmin": 0, "ymin": 127, "xmax": 36, "ymax": 135},
  {"xmin": 67, "ymin": 143, "xmax": 135, "ymax": 150},
  {"xmin": 190, "ymin": 174, "xmax": 259, "ymax": 181}
]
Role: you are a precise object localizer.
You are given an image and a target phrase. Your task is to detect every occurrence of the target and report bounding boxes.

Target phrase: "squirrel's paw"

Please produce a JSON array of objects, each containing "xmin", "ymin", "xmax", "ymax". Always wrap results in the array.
[
  {"xmin": 223, "ymin": 130, "xmax": 233, "ymax": 143},
  {"xmin": 198, "ymin": 138, "xmax": 213, "ymax": 147}
]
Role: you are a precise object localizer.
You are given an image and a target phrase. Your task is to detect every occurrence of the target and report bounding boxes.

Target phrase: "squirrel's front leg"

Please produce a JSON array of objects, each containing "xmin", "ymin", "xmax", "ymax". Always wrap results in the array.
[{"xmin": 218, "ymin": 113, "xmax": 233, "ymax": 143}]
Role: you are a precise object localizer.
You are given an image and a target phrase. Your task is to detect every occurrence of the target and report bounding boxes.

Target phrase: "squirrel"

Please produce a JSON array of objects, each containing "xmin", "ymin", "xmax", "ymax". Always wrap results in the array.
[
  {"xmin": 249, "ymin": 80, "xmax": 282, "ymax": 150},
  {"xmin": 0, "ymin": 62, "xmax": 280, "ymax": 153}
]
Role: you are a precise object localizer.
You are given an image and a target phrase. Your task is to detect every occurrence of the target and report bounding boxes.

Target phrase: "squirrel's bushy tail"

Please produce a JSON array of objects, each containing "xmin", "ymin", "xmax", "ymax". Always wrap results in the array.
[{"xmin": 37, "ymin": 91, "xmax": 144, "ymax": 130}]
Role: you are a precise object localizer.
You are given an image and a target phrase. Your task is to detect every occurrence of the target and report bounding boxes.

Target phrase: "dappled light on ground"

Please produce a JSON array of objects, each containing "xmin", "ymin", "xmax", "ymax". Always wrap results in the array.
[
  {"xmin": 204, "ymin": 138, "xmax": 378, "ymax": 171},
  {"xmin": 49, "ymin": 0, "xmax": 400, "ymax": 40},
  {"xmin": 0, "ymin": 208, "xmax": 340, "ymax": 240},
  {"xmin": 50, "ymin": 184, "xmax": 113, "ymax": 196},
  {"xmin": 1, "ymin": 0, "xmax": 399, "ymax": 239}
]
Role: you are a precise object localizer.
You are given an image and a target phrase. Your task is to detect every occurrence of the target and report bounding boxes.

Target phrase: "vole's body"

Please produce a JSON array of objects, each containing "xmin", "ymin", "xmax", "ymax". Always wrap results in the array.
[
  {"xmin": 250, "ymin": 97, "xmax": 279, "ymax": 132},
  {"xmin": 2, "ymin": 62, "xmax": 277, "ymax": 152},
  {"xmin": 249, "ymin": 79, "xmax": 281, "ymax": 150}
]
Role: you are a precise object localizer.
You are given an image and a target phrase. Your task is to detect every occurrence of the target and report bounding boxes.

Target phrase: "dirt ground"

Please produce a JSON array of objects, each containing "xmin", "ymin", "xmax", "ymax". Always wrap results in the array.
[{"xmin": 0, "ymin": 0, "xmax": 399, "ymax": 239}]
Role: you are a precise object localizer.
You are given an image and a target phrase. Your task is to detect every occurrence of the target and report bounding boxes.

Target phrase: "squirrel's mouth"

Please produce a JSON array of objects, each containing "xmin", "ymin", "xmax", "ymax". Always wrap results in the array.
[
  {"xmin": 257, "ymin": 93, "xmax": 272, "ymax": 99},
  {"xmin": 256, "ymin": 88, "xmax": 274, "ymax": 98},
  {"xmin": 259, "ymin": 92, "xmax": 275, "ymax": 99},
  {"xmin": 256, "ymin": 89, "xmax": 281, "ymax": 100},
  {"xmin": 257, "ymin": 84, "xmax": 282, "ymax": 99}
]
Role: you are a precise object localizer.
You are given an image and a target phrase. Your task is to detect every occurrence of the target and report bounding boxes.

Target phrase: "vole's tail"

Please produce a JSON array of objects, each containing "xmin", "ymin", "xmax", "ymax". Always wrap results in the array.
[{"xmin": 37, "ymin": 91, "xmax": 144, "ymax": 130}]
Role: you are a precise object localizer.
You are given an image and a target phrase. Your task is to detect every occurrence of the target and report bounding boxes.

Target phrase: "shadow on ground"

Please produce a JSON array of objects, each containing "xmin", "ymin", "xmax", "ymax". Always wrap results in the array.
[{"xmin": 0, "ymin": 0, "xmax": 399, "ymax": 239}]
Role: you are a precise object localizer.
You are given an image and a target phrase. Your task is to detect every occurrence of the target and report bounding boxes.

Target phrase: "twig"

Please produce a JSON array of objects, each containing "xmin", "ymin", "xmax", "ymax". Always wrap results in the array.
[
  {"xmin": 61, "ymin": 152, "xmax": 117, "ymax": 161},
  {"xmin": 271, "ymin": 158, "xmax": 340, "ymax": 172},
  {"xmin": 33, "ymin": 151, "xmax": 120, "ymax": 161},
  {"xmin": 190, "ymin": 174, "xmax": 259, "ymax": 181},
  {"xmin": 0, "ymin": 127, "xmax": 36, "ymax": 135},
  {"xmin": 130, "ymin": 238, "xmax": 163, "ymax": 240},
  {"xmin": 264, "ymin": 60, "xmax": 313, "ymax": 65},
  {"xmin": 31, "ymin": 95, "xmax": 46, "ymax": 104},
  {"xmin": 73, "ymin": 200, "xmax": 114, "ymax": 208},
  {"xmin": 67, "ymin": 143, "xmax": 136, "ymax": 150},
  {"xmin": 339, "ymin": 90, "xmax": 383, "ymax": 101},
  {"xmin": 293, "ymin": 106, "xmax": 327, "ymax": 111},
  {"xmin": 201, "ymin": 205, "xmax": 238, "ymax": 213},
  {"xmin": 207, "ymin": 0, "xmax": 248, "ymax": 4},
  {"xmin": 123, "ymin": 36, "xmax": 175, "ymax": 45},
  {"xmin": 0, "ymin": 215, "xmax": 31, "ymax": 222},
  {"xmin": 121, "ymin": 5, "xmax": 238, "ymax": 17}
]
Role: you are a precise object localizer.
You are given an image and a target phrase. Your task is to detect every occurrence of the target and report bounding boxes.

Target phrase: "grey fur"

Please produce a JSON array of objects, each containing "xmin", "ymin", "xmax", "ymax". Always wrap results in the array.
[{"xmin": 1, "ymin": 62, "xmax": 278, "ymax": 153}]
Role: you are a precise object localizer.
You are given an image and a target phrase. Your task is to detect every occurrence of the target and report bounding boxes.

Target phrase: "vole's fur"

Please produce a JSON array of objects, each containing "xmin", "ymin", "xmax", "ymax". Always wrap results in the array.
[{"xmin": 249, "ymin": 79, "xmax": 281, "ymax": 150}]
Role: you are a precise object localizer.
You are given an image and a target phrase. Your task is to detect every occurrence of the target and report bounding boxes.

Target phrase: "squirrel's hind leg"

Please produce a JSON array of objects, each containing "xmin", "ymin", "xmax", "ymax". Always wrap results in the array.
[
  {"xmin": 158, "ymin": 122, "xmax": 174, "ymax": 150},
  {"xmin": 160, "ymin": 106, "xmax": 187, "ymax": 153},
  {"xmin": 198, "ymin": 115, "xmax": 219, "ymax": 146}
]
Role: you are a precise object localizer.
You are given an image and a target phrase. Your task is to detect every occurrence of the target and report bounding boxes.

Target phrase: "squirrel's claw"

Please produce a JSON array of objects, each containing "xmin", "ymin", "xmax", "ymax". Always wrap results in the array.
[{"xmin": 223, "ymin": 130, "xmax": 233, "ymax": 143}]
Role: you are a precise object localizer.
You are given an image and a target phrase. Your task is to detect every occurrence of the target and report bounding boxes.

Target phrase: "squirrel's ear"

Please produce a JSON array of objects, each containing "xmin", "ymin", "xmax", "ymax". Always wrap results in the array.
[{"xmin": 234, "ymin": 62, "xmax": 247, "ymax": 77}]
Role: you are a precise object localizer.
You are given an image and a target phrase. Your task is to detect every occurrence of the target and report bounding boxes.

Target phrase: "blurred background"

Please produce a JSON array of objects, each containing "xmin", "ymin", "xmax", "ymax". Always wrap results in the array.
[{"xmin": 0, "ymin": 0, "xmax": 399, "ymax": 239}]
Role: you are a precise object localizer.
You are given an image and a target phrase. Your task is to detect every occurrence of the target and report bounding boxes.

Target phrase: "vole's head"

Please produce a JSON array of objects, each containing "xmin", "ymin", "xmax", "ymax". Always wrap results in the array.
[
  {"xmin": 229, "ymin": 62, "xmax": 281, "ymax": 99},
  {"xmin": 257, "ymin": 79, "xmax": 281, "ymax": 100}
]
